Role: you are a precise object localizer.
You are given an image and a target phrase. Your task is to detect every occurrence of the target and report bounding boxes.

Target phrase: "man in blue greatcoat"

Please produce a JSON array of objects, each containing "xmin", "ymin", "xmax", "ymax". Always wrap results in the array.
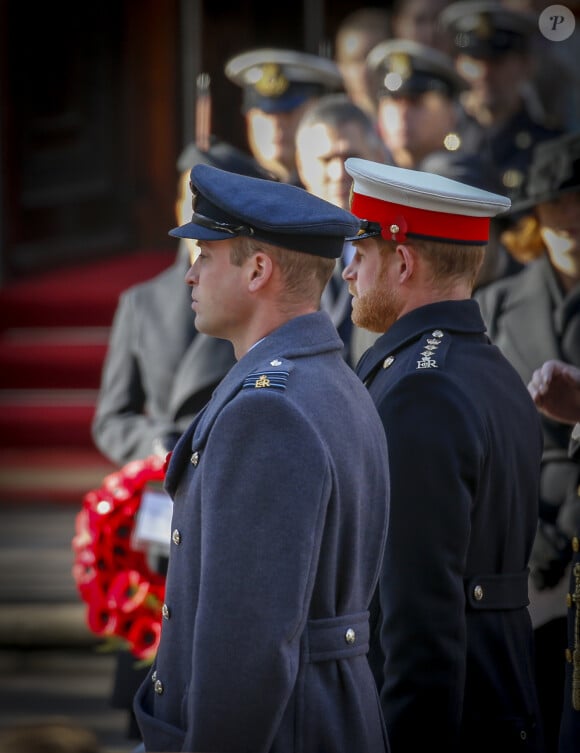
[{"xmin": 133, "ymin": 164, "xmax": 391, "ymax": 752}]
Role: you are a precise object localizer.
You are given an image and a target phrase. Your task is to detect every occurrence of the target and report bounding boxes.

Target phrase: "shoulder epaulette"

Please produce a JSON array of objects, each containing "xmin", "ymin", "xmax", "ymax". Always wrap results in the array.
[
  {"xmin": 414, "ymin": 329, "xmax": 449, "ymax": 371},
  {"xmin": 242, "ymin": 358, "xmax": 292, "ymax": 390}
]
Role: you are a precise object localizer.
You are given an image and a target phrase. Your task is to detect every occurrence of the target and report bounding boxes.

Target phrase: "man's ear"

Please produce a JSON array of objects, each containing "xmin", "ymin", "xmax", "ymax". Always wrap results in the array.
[
  {"xmin": 395, "ymin": 243, "xmax": 415, "ymax": 283},
  {"xmin": 247, "ymin": 251, "xmax": 273, "ymax": 292}
]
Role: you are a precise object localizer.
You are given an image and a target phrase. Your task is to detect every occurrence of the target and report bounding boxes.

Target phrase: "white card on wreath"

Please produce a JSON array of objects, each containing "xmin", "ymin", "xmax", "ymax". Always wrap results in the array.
[{"xmin": 133, "ymin": 488, "xmax": 173, "ymax": 553}]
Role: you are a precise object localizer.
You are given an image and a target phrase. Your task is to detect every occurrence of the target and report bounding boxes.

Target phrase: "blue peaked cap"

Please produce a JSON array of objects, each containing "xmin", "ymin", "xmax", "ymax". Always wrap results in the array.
[{"xmin": 169, "ymin": 163, "xmax": 362, "ymax": 259}]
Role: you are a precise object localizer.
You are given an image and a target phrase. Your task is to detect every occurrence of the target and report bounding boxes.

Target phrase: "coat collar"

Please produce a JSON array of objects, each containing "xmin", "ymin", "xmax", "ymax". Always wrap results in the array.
[
  {"xmin": 357, "ymin": 299, "xmax": 485, "ymax": 384},
  {"xmin": 165, "ymin": 311, "xmax": 342, "ymax": 495}
]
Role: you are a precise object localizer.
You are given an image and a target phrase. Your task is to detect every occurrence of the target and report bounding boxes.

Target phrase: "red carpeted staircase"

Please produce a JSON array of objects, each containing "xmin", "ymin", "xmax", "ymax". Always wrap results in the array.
[{"xmin": 0, "ymin": 249, "xmax": 174, "ymax": 504}]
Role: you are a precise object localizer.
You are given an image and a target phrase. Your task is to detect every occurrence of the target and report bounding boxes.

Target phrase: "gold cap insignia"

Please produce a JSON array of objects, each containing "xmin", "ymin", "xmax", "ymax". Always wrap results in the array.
[
  {"xmin": 388, "ymin": 52, "xmax": 412, "ymax": 79},
  {"xmin": 254, "ymin": 63, "xmax": 290, "ymax": 97},
  {"xmin": 475, "ymin": 13, "xmax": 493, "ymax": 39}
]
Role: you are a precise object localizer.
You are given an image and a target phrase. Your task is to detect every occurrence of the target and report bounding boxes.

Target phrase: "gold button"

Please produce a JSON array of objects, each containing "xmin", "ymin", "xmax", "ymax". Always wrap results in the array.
[
  {"xmin": 473, "ymin": 585, "xmax": 484, "ymax": 601},
  {"xmin": 154, "ymin": 679, "xmax": 164, "ymax": 695},
  {"xmin": 190, "ymin": 451, "xmax": 199, "ymax": 466},
  {"xmin": 567, "ymin": 593, "xmax": 573, "ymax": 608},
  {"xmin": 345, "ymin": 628, "xmax": 356, "ymax": 645},
  {"xmin": 162, "ymin": 603, "xmax": 170, "ymax": 619},
  {"xmin": 172, "ymin": 529, "xmax": 181, "ymax": 545},
  {"xmin": 572, "ymin": 536, "xmax": 579, "ymax": 553}
]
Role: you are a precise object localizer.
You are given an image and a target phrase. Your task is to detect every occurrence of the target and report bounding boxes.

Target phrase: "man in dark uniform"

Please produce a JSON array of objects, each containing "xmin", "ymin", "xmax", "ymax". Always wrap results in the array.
[
  {"xmin": 366, "ymin": 37, "xmax": 469, "ymax": 170},
  {"xmin": 133, "ymin": 164, "xmax": 391, "ymax": 752},
  {"xmin": 224, "ymin": 48, "xmax": 343, "ymax": 185},
  {"xmin": 439, "ymin": 0, "xmax": 563, "ymax": 200},
  {"xmin": 343, "ymin": 158, "xmax": 545, "ymax": 752},
  {"xmin": 92, "ymin": 139, "xmax": 273, "ymax": 467},
  {"xmin": 91, "ymin": 138, "xmax": 273, "ymax": 740},
  {"xmin": 528, "ymin": 359, "xmax": 580, "ymax": 753}
]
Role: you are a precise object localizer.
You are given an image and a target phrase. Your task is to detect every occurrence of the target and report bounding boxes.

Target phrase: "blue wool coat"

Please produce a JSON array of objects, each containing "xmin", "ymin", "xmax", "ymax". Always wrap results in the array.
[
  {"xmin": 134, "ymin": 311, "xmax": 391, "ymax": 753},
  {"xmin": 360, "ymin": 300, "xmax": 545, "ymax": 753}
]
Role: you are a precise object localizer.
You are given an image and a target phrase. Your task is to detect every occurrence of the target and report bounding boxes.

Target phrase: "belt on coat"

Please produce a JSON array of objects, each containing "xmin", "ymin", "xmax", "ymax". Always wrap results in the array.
[
  {"xmin": 464, "ymin": 569, "xmax": 529, "ymax": 610},
  {"xmin": 303, "ymin": 612, "xmax": 370, "ymax": 663}
]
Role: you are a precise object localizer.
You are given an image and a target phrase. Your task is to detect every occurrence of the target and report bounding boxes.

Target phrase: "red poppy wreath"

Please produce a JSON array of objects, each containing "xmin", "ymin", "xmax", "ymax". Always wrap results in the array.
[{"xmin": 72, "ymin": 454, "xmax": 169, "ymax": 662}]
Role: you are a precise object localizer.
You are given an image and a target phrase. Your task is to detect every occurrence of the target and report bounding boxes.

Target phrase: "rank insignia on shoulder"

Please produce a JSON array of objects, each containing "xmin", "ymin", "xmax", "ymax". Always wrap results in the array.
[
  {"xmin": 243, "ymin": 369, "xmax": 290, "ymax": 390},
  {"xmin": 416, "ymin": 330, "xmax": 445, "ymax": 370}
]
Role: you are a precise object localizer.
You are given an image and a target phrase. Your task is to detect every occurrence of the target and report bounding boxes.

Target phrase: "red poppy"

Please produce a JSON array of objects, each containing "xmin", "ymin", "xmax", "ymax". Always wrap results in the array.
[{"xmin": 72, "ymin": 454, "xmax": 166, "ymax": 660}]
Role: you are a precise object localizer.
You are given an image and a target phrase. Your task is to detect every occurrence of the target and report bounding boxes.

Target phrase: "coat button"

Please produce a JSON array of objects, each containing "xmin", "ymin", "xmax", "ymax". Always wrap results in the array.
[
  {"xmin": 154, "ymin": 679, "xmax": 164, "ymax": 695},
  {"xmin": 345, "ymin": 628, "xmax": 356, "ymax": 645},
  {"xmin": 572, "ymin": 536, "xmax": 579, "ymax": 553},
  {"xmin": 151, "ymin": 670, "xmax": 157, "ymax": 683},
  {"xmin": 162, "ymin": 603, "xmax": 170, "ymax": 619},
  {"xmin": 172, "ymin": 529, "xmax": 181, "ymax": 545},
  {"xmin": 473, "ymin": 585, "xmax": 484, "ymax": 601},
  {"xmin": 190, "ymin": 451, "xmax": 200, "ymax": 466}
]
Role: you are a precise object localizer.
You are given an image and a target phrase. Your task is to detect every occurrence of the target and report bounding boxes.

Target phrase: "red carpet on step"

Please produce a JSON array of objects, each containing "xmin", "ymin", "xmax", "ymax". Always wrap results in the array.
[
  {"xmin": 0, "ymin": 248, "xmax": 175, "ymax": 329},
  {"xmin": 0, "ymin": 248, "xmax": 174, "ymax": 504}
]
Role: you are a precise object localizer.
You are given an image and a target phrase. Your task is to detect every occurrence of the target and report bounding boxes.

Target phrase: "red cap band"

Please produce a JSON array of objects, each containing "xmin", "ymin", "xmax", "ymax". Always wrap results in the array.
[{"xmin": 351, "ymin": 191, "xmax": 490, "ymax": 244}]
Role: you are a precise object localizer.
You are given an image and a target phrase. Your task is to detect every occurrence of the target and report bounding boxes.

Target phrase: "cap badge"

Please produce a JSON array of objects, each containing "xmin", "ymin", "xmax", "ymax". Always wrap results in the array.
[
  {"xmin": 254, "ymin": 63, "xmax": 289, "ymax": 97},
  {"xmin": 443, "ymin": 132, "xmax": 461, "ymax": 152},
  {"xmin": 389, "ymin": 52, "xmax": 411, "ymax": 79},
  {"xmin": 502, "ymin": 168, "xmax": 524, "ymax": 190},
  {"xmin": 383, "ymin": 215, "xmax": 408, "ymax": 242},
  {"xmin": 475, "ymin": 13, "xmax": 493, "ymax": 39}
]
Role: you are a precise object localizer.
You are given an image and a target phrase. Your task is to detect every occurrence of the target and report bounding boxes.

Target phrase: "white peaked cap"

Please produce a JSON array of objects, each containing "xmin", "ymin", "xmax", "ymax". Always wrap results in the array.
[{"xmin": 345, "ymin": 158, "xmax": 511, "ymax": 245}]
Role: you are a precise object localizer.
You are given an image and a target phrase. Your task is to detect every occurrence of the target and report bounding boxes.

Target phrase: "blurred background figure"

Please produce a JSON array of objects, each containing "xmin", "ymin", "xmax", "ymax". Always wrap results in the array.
[
  {"xmin": 92, "ymin": 139, "xmax": 272, "ymax": 468},
  {"xmin": 475, "ymin": 130, "xmax": 580, "ymax": 753},
  {"xmin": 92, "ymin": 137, "xmax": 274, "ymax": 741},
  {"xmin": 419, "ymin": 148, "xmax": 522, "ymax": 288},
  {"xmin": 440, "ymin": 0, "xmax": 564, "ymax": 200},
  {"xmin": 390, "ymin": 0, "xmax": 454, "ymax": 53},
  {"xmin": 294, "ymin": 93, "xmax": 391, "ymax": 365},
  {"xmin": 224, "ymin": 48, "xmax": 343, "ymax": 185},
  {"xmin": 527, "ymin": 358, "xmax": 580, "ymax": 753},
  {"xmin": 367, "ymin": 38, "xmax": 468, "ymax": 169},
  {"xmin": 333, "ymin": 7, "xmax": 392, "ymax": 117},
  {"xmin": 501, "ymin": 0, "xmax": 580, "ymax": 131}
]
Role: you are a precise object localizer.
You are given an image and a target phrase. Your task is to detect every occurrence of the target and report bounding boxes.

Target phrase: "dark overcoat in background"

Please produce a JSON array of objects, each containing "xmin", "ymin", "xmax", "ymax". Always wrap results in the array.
[
  {"xmin": 92, "ymin": 242, "xmax": 236, "ymax": 466},
  {"xmin": 134, "ymin": 311, "xmax": 391, "ymax": 753},
  {"xmin": 359, "ymin": 299, "xmax": 545, "ymax": 753}
]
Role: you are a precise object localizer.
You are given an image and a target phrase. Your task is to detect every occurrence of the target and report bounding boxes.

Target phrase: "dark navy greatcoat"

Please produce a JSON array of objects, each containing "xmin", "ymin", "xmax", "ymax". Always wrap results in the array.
[
  {"xmin": 134, "ymin": 311, "xmax": 391, "ymax": 753},
  {"xmin": 92, "ymin": 242, "xmax": 236, "ymax": 466},
  {"xmin": 359, "ymin": 299, "xmax": 545, "ymax": 753}
]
